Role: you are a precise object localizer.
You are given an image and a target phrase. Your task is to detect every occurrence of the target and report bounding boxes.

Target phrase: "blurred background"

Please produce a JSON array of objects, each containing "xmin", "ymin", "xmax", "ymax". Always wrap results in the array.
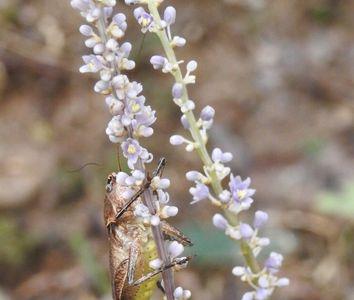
[{"xmin": 0, "ymin": 0, "xmax": 353, "ymax": 299}]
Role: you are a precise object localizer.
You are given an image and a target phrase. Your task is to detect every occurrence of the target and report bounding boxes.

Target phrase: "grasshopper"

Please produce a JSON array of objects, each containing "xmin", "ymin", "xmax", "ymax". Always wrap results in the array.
[{"xmin": 104, "ymin": 158, "xmax": 192, "ymax": 300}]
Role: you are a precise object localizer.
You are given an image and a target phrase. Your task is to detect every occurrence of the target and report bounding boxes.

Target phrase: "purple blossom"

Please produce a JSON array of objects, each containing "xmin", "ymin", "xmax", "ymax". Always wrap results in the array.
[
  {"xmin": 105, "ymin": 96, "xmax": 124, "ymax": 115},
  {"xmin": 110, "ymin": 13, "xmax": 127, "ymax": 38},
  {"xmin": 121, "ymin": 138, "xmax": 143, "ymax": 169},
  {"xmin": 229, "ymin": 174, "xmax": 255, "ymax": 208},
  {"xmin": 189, "ymin": 183, "xmax": 209, "ymax": 204},
  {"xmin": 265, "ymin": 252, "xmax": 283, "ymax": 274},
  {"xmin": 131, "ymin": 106, "xmax": 156, "ymax": 137},
  {"xmin": 106, "ymin": 115, "xmax": 125, "ymax": 143},
  {"xmin": 80, "ymin": 55, "xmax": 104, "ymax": 73},
  {"xmin": 71, "ymin": 0, "xmax": 101, "ymax": 22},
  {"xmin": 134, "ymin": 7, "xmax": 154, "ymax": 33},
  {"xmin": 150, "ymin": 55, "xmax": 168, "ymax": 70}
]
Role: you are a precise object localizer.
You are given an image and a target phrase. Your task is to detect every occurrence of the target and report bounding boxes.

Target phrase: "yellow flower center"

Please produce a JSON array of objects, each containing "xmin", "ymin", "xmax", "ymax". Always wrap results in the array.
[
  {"xmin": 88, "ymin": 62, "xmax": 95, "ymax": 70},
  {"xmin": 127, "ymin": 145, "xmax": 136, "ymax": 154},
  {"xmin": 132, "ymin": 103, "xmax": 140, "ymax": 113},
  {"xmin": 141, "ymin": 18, "xmax": 150, "ymax": 27},
  {"xmin": 237, "ymin": 190, "xmax": 247, "ymax": 200}
]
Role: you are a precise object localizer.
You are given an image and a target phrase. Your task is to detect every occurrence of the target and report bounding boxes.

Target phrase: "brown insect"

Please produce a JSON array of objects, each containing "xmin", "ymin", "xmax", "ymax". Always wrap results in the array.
[{"xmin": 104, "ymin": 158, "xmax": 192, "ymax": 300}]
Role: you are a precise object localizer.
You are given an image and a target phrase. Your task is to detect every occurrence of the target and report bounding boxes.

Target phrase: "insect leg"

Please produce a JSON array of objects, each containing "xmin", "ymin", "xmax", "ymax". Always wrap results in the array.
[
  {"xmin": 160, "ymin": 221, "xmax": 193, "ymax": 246},
  {"xmin": 112, "ymin": 258, "xmax": 129, "ymax": 300},
  {"xmin": 115, "ymin": 185, "xmax": 148, "ymax": 220},
  {"xmin": 152, "ymin": 157, "xmax": 167, "ymax": 178},
  {"xmin": 131, "ymin": 256, "xmax": 191, "ymax": 287},
  {"xmin": 156, "ymin": 280, "xmax": 165, "ymax": 294},
  {"xmin": 127, "ymin": 240, "xmax": 140, "ymax": 285},
  {"xmin": 115, "ymin": 158, "xmax": 166, "ymax": 220}
]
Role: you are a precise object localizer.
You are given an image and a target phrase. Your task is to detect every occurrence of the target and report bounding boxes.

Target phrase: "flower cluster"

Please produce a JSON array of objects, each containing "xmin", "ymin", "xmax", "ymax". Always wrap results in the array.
[
  {"xmin": 126, "ymin": 1, "xmax": 289, "ymax": 299},
  {"xmin": 71, "ymin": 1, "xmax": 188, "ymax": 299},
  {"xmin": 115, "ymin": 170, "xmax": 179, "ymax": 226},
  {"xmin": 73, "ymin": 1, "xmax": 155, "ymax": 168}
]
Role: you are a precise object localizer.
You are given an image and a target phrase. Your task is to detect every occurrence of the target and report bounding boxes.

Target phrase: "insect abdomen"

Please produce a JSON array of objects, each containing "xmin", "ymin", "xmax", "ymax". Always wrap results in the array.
[{"xmin": 134, "ymin": 239, "xmax": 159, "ymax": 300}]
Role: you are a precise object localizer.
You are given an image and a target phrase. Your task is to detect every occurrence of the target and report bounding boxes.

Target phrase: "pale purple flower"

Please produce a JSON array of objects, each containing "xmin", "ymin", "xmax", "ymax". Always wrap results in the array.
[
  {"xmin": 229, "ymin": 174, "xmax": 255, "ymax": 207},
  {"xmin": 132, "ymin": 106, "xmax": 156, "ymax": 137},
  {"xmin": 105, "ymin": 96, "xmax": 124, "ymax": 115},
  {"xmin": 134, "ymin": 203, "xmax": 150, "ymax": 219},
  {"xmin": 123, "ymin": 95, "xmax": 146, "ymax": 125},
  {"xmin": 80, "ymin": 55, "xmax": 104, "ymax": 73},
  {"xmin": 121, "ymin": 138, "xmax": 142, "ymax": 169},
  {"xmin": 71, "ymin": 0, "xmax": 101, "ymax": 22},
  {"xmin": 150, "ymin": 55, "xmax": 168, "ymax": 70},
  {"xmin": 265, "ymin": 252, "xmax": 283, "ymax": 274},
  {"xmin": 110, "ymin": 13, "xmax": 127, "ymax": 38},
  {"xmin": 189, "ymin": 183, "xmax": 209, "ymax": 204},
  {"xmin": 106, "ymin": 116, "xmax": 125, "ymax": 143},
  {"xmin": 134, "ymin": 7, "xmax": 154, "ymax": 33},
  {"xmin": 94, "ymin": 79, "xmax": 110, "ymax": 94},
  {"xmin": 112, "ymin": 74, "xmax": 130, "ymax": 99}
]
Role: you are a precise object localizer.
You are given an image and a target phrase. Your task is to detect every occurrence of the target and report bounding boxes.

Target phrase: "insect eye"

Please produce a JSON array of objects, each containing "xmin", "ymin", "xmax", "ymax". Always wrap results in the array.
[{"xmin": 106, "ymin": 184, "xmax": 113, "ymax": 193}]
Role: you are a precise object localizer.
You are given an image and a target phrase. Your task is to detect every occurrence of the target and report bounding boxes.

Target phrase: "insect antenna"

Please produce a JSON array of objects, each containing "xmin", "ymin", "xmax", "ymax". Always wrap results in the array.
[{"xmin": 67, "ymin": 162, "xmax": 102, "ymax": 173}]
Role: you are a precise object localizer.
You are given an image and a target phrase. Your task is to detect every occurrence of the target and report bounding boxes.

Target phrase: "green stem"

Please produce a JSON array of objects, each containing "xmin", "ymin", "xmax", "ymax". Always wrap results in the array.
[{"xmin": 147, "ymin": 0, "xmax": 260, "ymax": 274}]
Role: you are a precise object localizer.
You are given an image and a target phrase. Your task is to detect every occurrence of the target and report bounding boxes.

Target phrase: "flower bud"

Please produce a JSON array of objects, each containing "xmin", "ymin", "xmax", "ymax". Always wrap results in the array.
[
  {"xmin": 180, "ymin": 115, "xmax": 190, "ymax": 129},
  {"xmin": 170, "ymin": 135, "xmax": 184, "ymax": 145},
  {"xmin": 172, "ymin": 83, "xmax": 183, "ymax": 99},
  {"xmin": 200, "ymin": 105, "xmax": 215, "ymax": 121},
  {"xmin": 149, "ymin": 258, "xmax": 163, "ymax": 270},
  {"xmin": 79, "ymin": 24, "xmax": 93, "ymax": 36},
  {"xmin": 253, "ymin": 210, "xmax": 268, "ymax": 229},
  {"xmin": 168, "ymin": 241, "xmax": 184, "ymax": 258},
  {"xmin": 239, "ymin": 223, "xmax": 254, "ymax": 240},
  {"xmin": 213, "ymin": 214, "xmax": 229, "ymax": 230},
  {"xmin": 164, "ymin": 6, "xmax": 176, "ymax": 25},
  {"xmin": 150, "ymin": 55, "xmax": 167, "ymax": 70},
  {"xmin": 186, "ymin": 60, "xmax": 198, "ymax": 72}
]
